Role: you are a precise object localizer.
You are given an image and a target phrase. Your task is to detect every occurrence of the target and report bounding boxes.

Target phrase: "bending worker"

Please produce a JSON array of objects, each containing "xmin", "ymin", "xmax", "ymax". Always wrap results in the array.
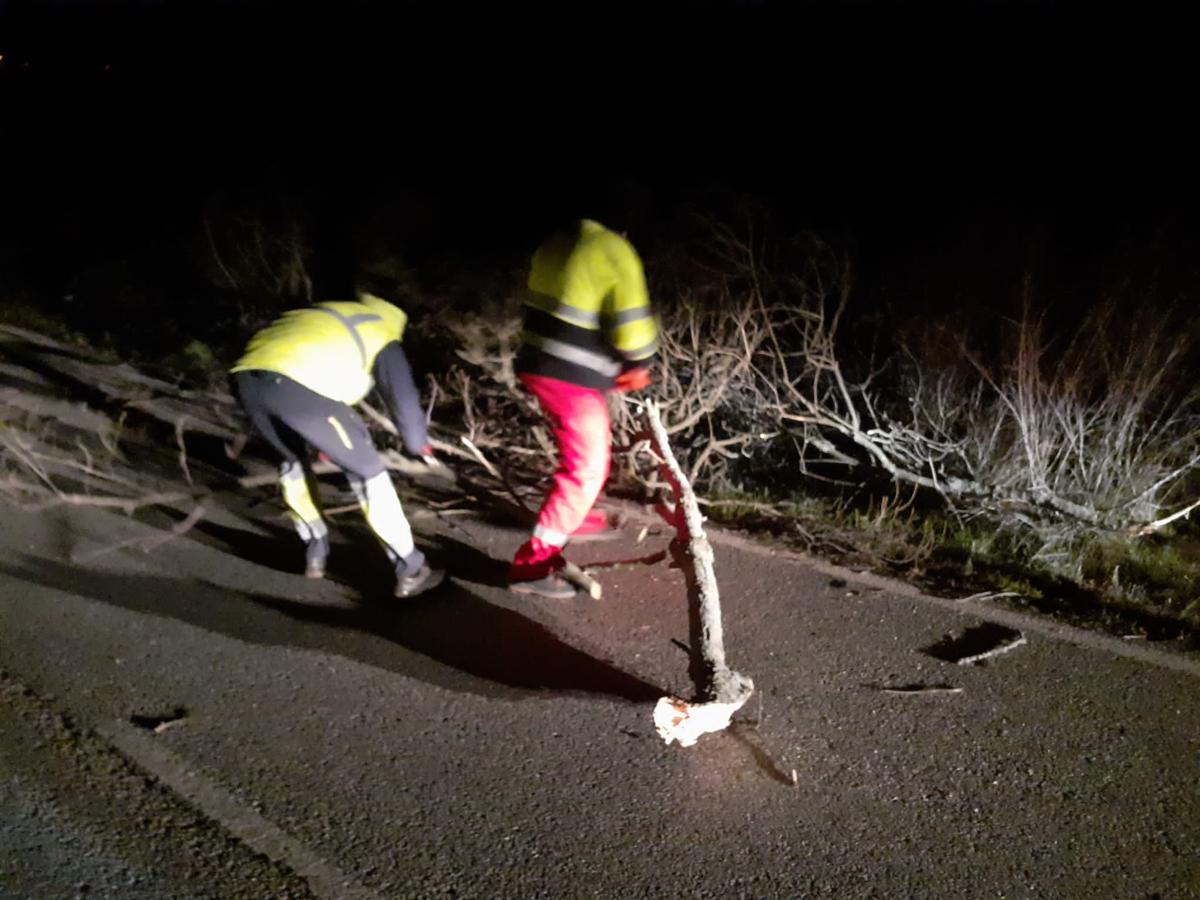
[
  {"xmin": 510, "ymin": 218, "xmax": 659, "ymax": 598},
  {"xmin": 231, "ymin": 292, "xmax": 442, "ymax": 598}
]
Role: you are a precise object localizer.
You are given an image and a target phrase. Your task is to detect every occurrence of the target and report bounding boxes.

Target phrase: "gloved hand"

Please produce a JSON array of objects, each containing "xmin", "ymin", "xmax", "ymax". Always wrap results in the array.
[{"xmin": 614, "ymin": 366, "xmax": 652, "ymax": 393}]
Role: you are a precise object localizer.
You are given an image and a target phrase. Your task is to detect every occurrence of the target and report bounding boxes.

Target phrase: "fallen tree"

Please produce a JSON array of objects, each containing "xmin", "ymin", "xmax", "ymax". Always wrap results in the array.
[{"xmin": 433, "ymin": 218, "xmax": 1200, "ymax": 568}]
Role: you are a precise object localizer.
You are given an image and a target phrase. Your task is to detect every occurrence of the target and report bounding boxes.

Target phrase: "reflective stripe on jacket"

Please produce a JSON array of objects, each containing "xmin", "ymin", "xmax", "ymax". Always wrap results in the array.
[{"xmin": 230, "ymin": 294, "xmax": 408, "ymax": 404}]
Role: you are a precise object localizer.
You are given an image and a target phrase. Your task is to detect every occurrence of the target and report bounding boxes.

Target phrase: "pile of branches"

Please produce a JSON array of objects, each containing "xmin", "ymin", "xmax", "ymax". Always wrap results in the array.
[
  {"xmin": 0, "ymin": 323, "xmax": 247, "ymax": 517},
  {"xmin": 0, "ymin": 323, "xmax": 482, "ymax": 541},
  {"xmin": 12, "ymin": 203, "xmax": 1196, "ymax": 566},
  {"xmin": 432, "ymin": 216, "xmax": 1200, "ymax": 555}
]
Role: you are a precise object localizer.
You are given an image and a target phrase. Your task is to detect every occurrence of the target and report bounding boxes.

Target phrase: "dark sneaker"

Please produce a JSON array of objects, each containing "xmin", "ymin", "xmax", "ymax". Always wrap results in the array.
[
  {"xmin": 395, "ymin": 563, "xmax": 446, "ymax": 598},
  {"xmin": 509, "ymin": 574, "xmax": 578, "ymax": 599}
]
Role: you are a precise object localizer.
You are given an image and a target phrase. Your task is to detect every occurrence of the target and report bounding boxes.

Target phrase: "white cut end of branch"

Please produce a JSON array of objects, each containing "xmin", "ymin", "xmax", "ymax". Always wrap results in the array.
[
  {"xmin": 560, "ymin": 561, "xmax": 602, "ymax": 600},
  {"xmin": 652, "ymin": 693, "xmax": 751, "ymax": 748}
]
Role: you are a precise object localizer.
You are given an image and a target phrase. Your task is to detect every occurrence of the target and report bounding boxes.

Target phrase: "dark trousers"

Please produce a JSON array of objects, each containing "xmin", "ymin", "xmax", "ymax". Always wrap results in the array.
[{"xmin": 235, "ymin": 370, "xmax": 384, "ymax": 479}]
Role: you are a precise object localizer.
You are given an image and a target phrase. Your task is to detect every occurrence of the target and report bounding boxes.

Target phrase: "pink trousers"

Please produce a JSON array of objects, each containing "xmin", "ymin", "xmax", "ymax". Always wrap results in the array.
[{"xmin": 510, "ymin": 373, "xmax": 611, "ymax": 581}]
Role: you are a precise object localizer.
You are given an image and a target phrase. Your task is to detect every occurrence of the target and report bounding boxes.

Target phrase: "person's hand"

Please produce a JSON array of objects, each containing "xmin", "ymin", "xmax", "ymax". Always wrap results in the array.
[
  {"xmin": 417, "ymin": 444, "xmax": 452, "ymax": 476},
  {"xmin": 614, "ymin": 367, "xmax": 652, "ymax": 392}
]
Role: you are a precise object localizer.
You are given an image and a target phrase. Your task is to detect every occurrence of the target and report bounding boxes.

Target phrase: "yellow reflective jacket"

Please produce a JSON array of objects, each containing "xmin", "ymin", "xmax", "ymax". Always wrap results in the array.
[
  {"xmin": 517, "ymin": 219, "xmax": 659, "ymax": 389},
  {"xmin": 231, "ymin": 294, "xmax": 408, "ymax": 404}
]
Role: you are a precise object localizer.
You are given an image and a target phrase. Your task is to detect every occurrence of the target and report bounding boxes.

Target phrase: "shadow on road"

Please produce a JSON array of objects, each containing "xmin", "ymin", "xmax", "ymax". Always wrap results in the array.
[
  {"xmin": 192, "ymin": 517, "xmax": 513, "ymax": 589},
  {"xmin": 0, "ymin": 553, "xmax": 662, "ymax": 704},
  {"xmin": 726, "ymin": 726, "xmax": 796, "ymax": 785}
]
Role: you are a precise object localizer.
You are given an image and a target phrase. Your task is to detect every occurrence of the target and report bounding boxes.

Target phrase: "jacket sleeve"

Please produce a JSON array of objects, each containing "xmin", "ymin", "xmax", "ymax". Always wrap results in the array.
[
  {"xmin": 372, "ymin": 341, "xmax": 429, "ymax": 455},
  {"xmin": 606, "ymin": 237, "xmax": 659, "ymax": 364}
]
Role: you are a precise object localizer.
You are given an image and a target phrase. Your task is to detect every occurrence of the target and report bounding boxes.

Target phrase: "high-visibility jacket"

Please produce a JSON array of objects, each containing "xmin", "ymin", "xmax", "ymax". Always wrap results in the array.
[
  {"xmin": 231, "ymin": 294, "xmax": 408, "ymax": 405},
  {"xmin": 515, "ymin": 219, "xmax": 659, "ymax": 390}
]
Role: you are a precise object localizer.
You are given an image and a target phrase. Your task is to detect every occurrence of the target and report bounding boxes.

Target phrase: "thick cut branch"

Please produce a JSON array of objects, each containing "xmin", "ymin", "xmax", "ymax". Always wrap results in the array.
[{"xmin": 644, "ymin": 400, "xmax": 753, "ymax": 747}]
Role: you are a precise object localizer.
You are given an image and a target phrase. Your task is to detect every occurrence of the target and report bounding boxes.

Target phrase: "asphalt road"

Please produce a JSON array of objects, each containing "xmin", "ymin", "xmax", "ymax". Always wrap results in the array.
[{"xmin": 1, "ymin": 489, "xmax": 1198, "ymax": 899}]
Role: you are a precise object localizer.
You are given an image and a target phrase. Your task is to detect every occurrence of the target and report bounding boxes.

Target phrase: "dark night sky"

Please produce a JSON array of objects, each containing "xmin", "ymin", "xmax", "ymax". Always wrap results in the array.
[{"xmin": 2, "ymin": 0, "xmax": 1197, "ymax": 316}]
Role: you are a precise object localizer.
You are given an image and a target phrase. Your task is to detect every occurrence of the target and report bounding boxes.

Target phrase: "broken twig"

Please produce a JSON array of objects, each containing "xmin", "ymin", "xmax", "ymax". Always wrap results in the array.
[
  {"xmin": 1131, "ymin": 497, "xmax": 1200, "ymax": 537},
  {"xmin": 73, "ymin": 504, "xmax": 208, "ymax": 563}
]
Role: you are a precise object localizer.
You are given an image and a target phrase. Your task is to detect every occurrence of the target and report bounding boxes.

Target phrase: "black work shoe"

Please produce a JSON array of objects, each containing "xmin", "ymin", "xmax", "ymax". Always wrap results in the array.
[
  {"xmin": 509, "ymin": 575, "xmax": 578, "ymax": 599},
  {"xmin": 395, "ymin": 563, "xmax": 445, "ymax": 598}
]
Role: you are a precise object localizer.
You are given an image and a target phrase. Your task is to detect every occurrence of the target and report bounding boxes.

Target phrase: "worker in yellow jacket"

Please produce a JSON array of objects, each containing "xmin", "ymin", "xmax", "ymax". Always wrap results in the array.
[
  {"xmin": 509, "ymin": 218, "xmax": 659, "ymax": 598},
  {"xmin": 231, "ymin": 293, "xmax": 442, "ymax": 597}
]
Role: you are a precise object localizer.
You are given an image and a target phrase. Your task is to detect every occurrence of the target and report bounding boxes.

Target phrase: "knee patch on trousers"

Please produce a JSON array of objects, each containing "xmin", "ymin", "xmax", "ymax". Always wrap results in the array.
[
  {"xmin": 279, "ymin": 461, "xmax": 327, "ymax": 541},
  {"xmin": 348, "ymin": 471, "xmax": 415, "ymax": 562}
]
